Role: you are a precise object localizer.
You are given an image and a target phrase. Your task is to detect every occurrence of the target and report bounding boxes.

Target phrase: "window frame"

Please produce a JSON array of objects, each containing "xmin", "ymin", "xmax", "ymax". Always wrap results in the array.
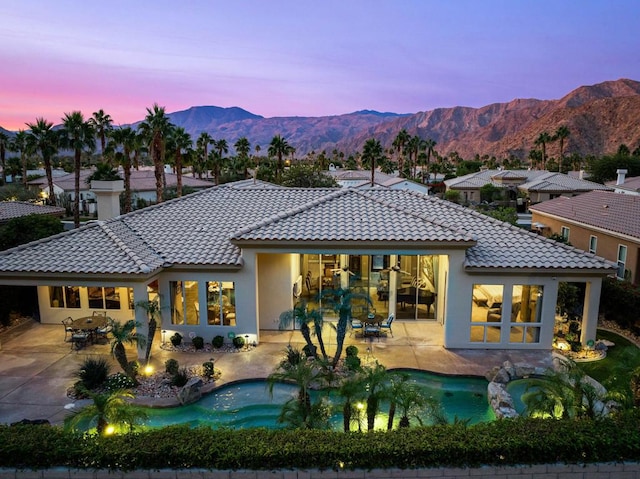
[
  {"xmin": 560, "ymin": 226, "xmax": 570, "ymax": 241},
  {"xmin": 589, "ymin": 235, "xmax": 597, "ymax": 254},
  {"xmin": 617, "ymin": 244, "xmax": 628, "ymax": 280}
]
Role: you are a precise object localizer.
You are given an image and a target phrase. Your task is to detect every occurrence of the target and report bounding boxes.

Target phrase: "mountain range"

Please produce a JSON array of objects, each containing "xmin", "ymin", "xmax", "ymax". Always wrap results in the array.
[{"xmin": 4, "ymin": 78, "xmax": 640, "ymax": 160}]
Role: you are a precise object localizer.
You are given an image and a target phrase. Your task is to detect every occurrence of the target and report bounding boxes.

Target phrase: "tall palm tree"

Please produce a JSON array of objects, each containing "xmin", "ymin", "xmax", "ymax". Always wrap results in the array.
[
  {"xmin": 168, "ymin": 126, "xmax": 192, "ymax": 197},
  {"xmin": 64, "ymin": 388, "xmax": 148, "ymax": 436},
  {"xmin": 60, "ymin": 111, "xmax": 96, "ymax": 228},
  {"xmin": 139, "ymin": 104, "xmax": 172, "ymax": 203},
  {"xmin": 234, "ymin": 137, "xmax": 251, "ymax": 178},
  {"xmin": 107, "ymin": 126, "xmax": 136, "ymax": 213},
  {"xmin": 534, "ymin": 131, "xmax": 553, "ymax": 170},
  {"xmin": 89, "ymin": 109, "xmax": 113, "ymax": 164},
  {"xmin": 208, "ymin": 150, "xmax": 225, "ymax": 185},
  {"xmin": 337, "ymin": 374, "xmax": 366, "ymax": 432},
  {"xmin": 392, "ymin": 129, "xmax": 410, "ymax": 177},
  {"xmin": 109, "ymin": 319, "xmax": 145, "ymax": 381},
  {"xmin": 26, "ymin": 118, "xmax": 59, "ymax": 205},
  {"xmin": 9, "ymin": 130, "xmax": 30, "ymax": 187},
  {"xmin": 423, "ymin": 138, "xmax": 437, "ymax": 183},
  {"xmin": 554, "ymin": 126, "xmax": 570, "ymax": 164},
  {"xmin": 0, "ymin": 131, "xmax": 8, "ymax": 184},
  {"xmin": 195, "ymin": 132, "xmax": 213, "ymax": 179},
  {"xmin": 136, "ymin": 299, "xmax": 161, "ymax": 365},
  {"xmin": 361, "ymin": 138, "xmax": 384, "ymax": 187},
  {"xmin": 268, "ymin": 135, "xmax": 294, "ymax": 182}
]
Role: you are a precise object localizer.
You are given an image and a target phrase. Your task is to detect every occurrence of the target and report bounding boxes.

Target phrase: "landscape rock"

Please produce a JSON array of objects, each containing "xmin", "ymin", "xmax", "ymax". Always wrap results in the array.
[{"xmin": 177, "ymin": 377, "xmax": 204, "ymax": 405}]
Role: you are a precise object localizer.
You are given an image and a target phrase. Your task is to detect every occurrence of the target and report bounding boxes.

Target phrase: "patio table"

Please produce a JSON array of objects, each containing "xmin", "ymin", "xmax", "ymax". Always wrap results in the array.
[{"xmin": 72, "ymin": 315, "xmax": 108, "ymax": 331}]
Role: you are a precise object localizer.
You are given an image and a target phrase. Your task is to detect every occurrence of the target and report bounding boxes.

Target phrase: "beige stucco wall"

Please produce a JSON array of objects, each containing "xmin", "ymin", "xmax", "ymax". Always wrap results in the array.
[{"xmin": 532, "ymin": 211, "xmax": 640, "ymax": 283}]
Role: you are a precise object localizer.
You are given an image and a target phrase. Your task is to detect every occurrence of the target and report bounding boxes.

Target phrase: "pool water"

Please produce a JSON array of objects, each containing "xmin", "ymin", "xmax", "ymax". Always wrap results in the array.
[{"xmin": 143, "ymin": 370, "xmax": 495, "ymax": 430}]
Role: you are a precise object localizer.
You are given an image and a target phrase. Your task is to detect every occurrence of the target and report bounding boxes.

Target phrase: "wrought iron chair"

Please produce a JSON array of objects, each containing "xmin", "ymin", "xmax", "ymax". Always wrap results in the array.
[{"xmin": 380, "ymin": 313, "xmax": 394, "ymax": 337}]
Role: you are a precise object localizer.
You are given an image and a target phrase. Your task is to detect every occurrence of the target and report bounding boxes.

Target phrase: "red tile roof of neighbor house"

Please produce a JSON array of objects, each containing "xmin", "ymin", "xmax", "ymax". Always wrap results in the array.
[{"xmin": 529, "ymin": 190, "xmax": 640, "ymax": 239}]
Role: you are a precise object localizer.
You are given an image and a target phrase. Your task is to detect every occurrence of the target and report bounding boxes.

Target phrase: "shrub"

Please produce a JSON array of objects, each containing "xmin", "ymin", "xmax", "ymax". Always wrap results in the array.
[
  {"xmin": 192, "ymin": 336, "xmax": 204, "ymax": 350},
  {"xmin": 601, "ymin": 277, "xmax": 640, "ymax": 329},
  {"xmin": 202, "ymin": 360, "xmax": 214, "ymax": 379},
  {"xmin": 212, "ymin": 335, "xmax": 224, "ymax": 348},
  {"xmin": 345, "ymin": 345, "xmax": 359, "ymax": 357},
  {"xmin": 232, "ymin": 336, "xmax": 245, "ymax": 349},
  {"xmin": 170, "ymin": 332, "xmax": 183, "ymax": 346},
  {"xmin": 75, "ymin": 357, "xmax": 110, "ymax": 390},
  {"xmin": 170, "ymin": 368, "xmax": 190, "ymax": 387},
  {"xmin": 104, "ymin": 372, "xmax": 136, "ymax": 391},
  {"xmin": 165, "ymin": 358, "xmax": 179, "ymax": 375},
  {"xmin": 345, "ymin": 355, "xmax": 362, "ymax": 371}
]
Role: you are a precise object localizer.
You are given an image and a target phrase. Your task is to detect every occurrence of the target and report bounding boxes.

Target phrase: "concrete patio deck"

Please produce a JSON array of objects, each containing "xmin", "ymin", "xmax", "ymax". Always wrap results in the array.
[{"xmin": 0, "ymin": 319, "xmax": 554, "ymax": 426}]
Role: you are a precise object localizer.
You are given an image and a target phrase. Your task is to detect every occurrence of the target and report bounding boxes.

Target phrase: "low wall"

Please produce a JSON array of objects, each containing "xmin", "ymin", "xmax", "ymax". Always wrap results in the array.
[{"xmin": 2, "ymin": 463, "xmax": 640, "ymax": 478}]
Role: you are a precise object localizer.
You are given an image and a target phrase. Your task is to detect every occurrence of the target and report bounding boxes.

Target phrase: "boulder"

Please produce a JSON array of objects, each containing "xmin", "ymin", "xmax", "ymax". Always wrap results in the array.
[
  {"xmin": 502, "ymin": 360, "xmax": 516, "ymax": 379},
  {"xmin": 513, "ymin": 363, "xmax": 536, "ymax": 378},
  {"xmin": 177, "ymin": 377, "xmax": 204, "ymax": 405}
]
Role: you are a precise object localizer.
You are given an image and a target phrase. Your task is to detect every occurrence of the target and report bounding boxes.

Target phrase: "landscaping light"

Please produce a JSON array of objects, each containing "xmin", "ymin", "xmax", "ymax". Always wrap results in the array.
[
  {"xmin": 104, "ymin": 425, "xmax": 115, "ymax": 435},
  {"xmin": 144, "ymin": 365, "xmax": 154, "ymax": 375}
]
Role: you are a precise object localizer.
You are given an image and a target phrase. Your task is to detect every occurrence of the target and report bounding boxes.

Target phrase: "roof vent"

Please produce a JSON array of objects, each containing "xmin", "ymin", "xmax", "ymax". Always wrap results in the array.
[{"xmin": 616, "ymin": 169, "xmax": 628, "ymax": 186}]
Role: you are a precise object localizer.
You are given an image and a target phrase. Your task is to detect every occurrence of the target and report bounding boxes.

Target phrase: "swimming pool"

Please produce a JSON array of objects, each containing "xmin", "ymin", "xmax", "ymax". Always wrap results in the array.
[{"xmin": 143, "ymin": 370, "xmax": 495, "ymax": 430}]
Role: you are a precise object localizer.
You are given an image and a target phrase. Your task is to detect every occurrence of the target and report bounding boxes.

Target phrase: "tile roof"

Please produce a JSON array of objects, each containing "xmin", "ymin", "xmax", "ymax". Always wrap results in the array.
[
  {"xmin": 444, "ymin": 169, "xmax": 545, "ymax": 189},
  {"xmin": 607, "ymin": 176, "xmax": 640, "ymax": 194},
  {"xmin": 519, "ymin": 172, "xmax": 611, "ymax": 193},
  {"xmin": 0, "ymin": 181, "xmax": 615, "ymax": 277},
  {"xmin": 0, "ymin": 202, "xmax": 65, "ymax": 223},
  {"xmin": 530, "ymin": 190, "xmax": 640, "ymax": 240}
]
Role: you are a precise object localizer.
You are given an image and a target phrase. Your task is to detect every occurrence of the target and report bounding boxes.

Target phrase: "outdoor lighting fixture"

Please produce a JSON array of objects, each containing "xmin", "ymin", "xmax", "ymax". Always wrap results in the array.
[
  {"xmin": 144, "ymin": 365, "xmax": 154, "ymax": 376},
  {"xmin": 104, "ymin": 425, "xmax": 115, "ymax": 435},
  {"xmin": 162, "ymin": 330, "xmax": 166, "ymax": 344}
]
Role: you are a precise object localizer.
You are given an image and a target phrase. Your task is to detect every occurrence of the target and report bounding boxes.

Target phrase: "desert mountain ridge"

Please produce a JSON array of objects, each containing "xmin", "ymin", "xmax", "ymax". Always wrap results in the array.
[{"xmin": 3, "ymin": 78, "xmax": 640, "ymax": 160}]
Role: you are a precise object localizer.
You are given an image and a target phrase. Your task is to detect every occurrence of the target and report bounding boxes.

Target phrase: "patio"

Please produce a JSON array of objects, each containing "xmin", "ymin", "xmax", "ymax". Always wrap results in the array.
[{"xmin": 0, "ymin": 319, "xmax": 554, "ymax": 426}]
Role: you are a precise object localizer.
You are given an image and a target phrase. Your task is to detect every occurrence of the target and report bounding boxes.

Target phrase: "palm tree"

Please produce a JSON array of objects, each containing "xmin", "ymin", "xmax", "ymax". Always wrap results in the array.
[
  {"xmin": 89, "ymin": 109, "xmax": 113, "ymax": 164},
  {"xmin": 362, "ymin": 362, "xmax": 389, "ymax": 431},
  {"xmin": 0, "ymin": 131, "xmax": 8, "ymax": 184},
  {"xmin": 168, "ymin": 126, "xmax": 192, "ymax": 197},
  {"xmin": 64, "ymin": 388, "xmax": 148, "ymax": 436},
  {"xmin": 60, "ymin": 111, "xmax": 96, "ymax": 228},
  {"xmin": 138, "ymin": 104, "xmax": 172, "ymax": 203},
  {"xmin": 195, "ymin": 132, "xmax": 213, "ymax": 179},
  {"xmin": 361, "ymin": 138, "xmax": 384, "ymax": 187},
  {"xmin": 320, "ymin": 287, "xmax": 372, "ymax": 367},
  {"xmin": 337, "ymin": 374, "xmax": 366, "ymax": 432},
  {"xmin": 26, "ymin": 118, "xmax": 59, "ymax": 205},
  {"xmin": 554, "ymin": 126, "xmax": 570, "ymax": 164},
  {"xmin": 234, "ymin": 137, "xmax": 251, "ymax": 178},
  {"xmin": 9, "ymin": 130, "xmax": 30, "ymax": 187},
  {"xmin": 392, "ymin": 129, "xmax": 410, "ymax": 177},
  {"xmin": 135, "ymin": 299, "xmax": 161, "ymax": 364},
  {"xmin": 107, "ymin": 126, "xmax": 136, "ymax": 213},
  {"xmin": 208, "ymin": 150, "xmax": 225, "ymax": 185},
  {"xmin": 109, "ymin": 319, "xmax": 145, "ymax": 380},
  {"xmin": 268, "ymin": 135, "xmax": 294, "ymax": 182},
  {"xmin": 279, "ymin": 301, "xmax": 329, "ymax": 360},
  {"xmin": 534, "ymin": 131, "xmax": 553, "ymax": 170},
  {"xmin": 423, "ymin": 138, "xmax": 437, "ymax": 183},
  {"xmin": 387, "ymin": 372, "xmax": 436, "ymax": 428}
]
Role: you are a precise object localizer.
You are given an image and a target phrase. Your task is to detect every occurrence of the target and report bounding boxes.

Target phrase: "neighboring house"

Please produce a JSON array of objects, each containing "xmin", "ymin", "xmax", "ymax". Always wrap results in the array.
[
  {"xmin": 606, "ymin": 170, "xmax": 640, "ymax": 196},
  {"xmin": 327, "ymin": 169, "xmax": 430, "ymax": 194},
  {"xmin": 444, "ymin": 169, "xmax": 611, "ymax": 205},
  {"xmin": 0, "ymin": 180, "xmax": 614, "ymax": 356},
  {"xmin": 530, "ymin": 190, "xmax": 640, "ymax": 283},
  {"xmin": 28, "ymin": 168, "xmax": 214, "ymax": 212},
  {"xmin": 0, "ymin": 201, "xmax": 65, "ymax": 225}
]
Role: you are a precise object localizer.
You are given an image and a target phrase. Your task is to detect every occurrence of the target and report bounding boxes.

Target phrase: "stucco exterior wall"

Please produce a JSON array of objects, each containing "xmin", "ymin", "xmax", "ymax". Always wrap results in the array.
[{"xmin": 531, "ymin": 211, "xmax": 640, "ymax": 283}]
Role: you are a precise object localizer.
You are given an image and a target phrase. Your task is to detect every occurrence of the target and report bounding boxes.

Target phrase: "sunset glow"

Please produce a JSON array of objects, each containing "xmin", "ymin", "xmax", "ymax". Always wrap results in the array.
[{"xmin": 1, "ymin": 0, "xmax": 638, "ymax": 130}]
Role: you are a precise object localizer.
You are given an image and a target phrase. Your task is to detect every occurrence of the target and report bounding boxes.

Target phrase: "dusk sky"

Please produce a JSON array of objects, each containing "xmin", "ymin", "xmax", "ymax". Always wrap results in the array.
[{"xmin": 1, "ymin": 0, "xmax": 638, "ymax": 131}]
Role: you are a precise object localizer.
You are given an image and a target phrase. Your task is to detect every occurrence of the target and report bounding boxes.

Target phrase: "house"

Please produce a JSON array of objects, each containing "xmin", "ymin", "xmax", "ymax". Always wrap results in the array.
[
  {"xmin": 606, "ymin": 169, "xmax": 640, "ymax": 196},
  {"xmin": 444, "ymin": 169, "xmax": 611, "ymax": 205},
  {"xmin": 28, "ymin": 168, "xmax": 214, "ymax": 212},
  {"xmin": 327, "ymin": 169, "xmax": 430, "ymax": 194},
  {"xmin": 0, "ymin": 201, "xmax": 65, "ymax": 225},
  {"xmin": 530, "ymin": 190, "xmax": 640, "ymax": 283},
  {"xmin": 0, "ymin": 180, "xmax": 615, "ymax": 355}
]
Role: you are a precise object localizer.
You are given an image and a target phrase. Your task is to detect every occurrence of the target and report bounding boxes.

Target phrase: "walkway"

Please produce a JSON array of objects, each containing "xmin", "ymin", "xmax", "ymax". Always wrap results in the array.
[{"xmin": 0, "ymin": 320, "xmax": 554, "ymax": 425}]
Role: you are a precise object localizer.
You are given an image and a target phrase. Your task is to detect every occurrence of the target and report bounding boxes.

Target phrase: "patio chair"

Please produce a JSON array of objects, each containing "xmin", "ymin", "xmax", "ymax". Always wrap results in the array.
[
  {"xmin": 62, "ymin": 317, "xmax": 75, "ymax": 341},
  {"xmin": 350, "ymin": 317, "xmax": 363, "ymax": 337},
  {"xmin": 94, "ymin": 322, "xmax": 113, "ymax": 344},
  {"xmin": 70, "ymin": 331, "xmax": 89, "ymax": 350},
  {"xmin": 380, "ymin": 313, "xmax": 394, "ymax": 337},
  {"xmin": 364, "ymin": 325, "xmax": 381, "ymax": 341},
  {"xmin": 92, "ymin": 311, "xmax": 107, "ymax": 319}
]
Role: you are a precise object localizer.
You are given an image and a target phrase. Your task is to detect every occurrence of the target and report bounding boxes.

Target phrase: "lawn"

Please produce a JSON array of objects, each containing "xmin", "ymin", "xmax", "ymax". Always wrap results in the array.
[{"xmin": 580, "ymin": 329, "xmax": 640, "ymax": 394}]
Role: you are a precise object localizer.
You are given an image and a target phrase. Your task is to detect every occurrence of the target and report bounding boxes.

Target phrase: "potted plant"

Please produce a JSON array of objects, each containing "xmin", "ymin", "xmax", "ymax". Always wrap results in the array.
[
  {"xmin": 170, "ymin": 332, "xmax": 182, "ymax": 347},
  {"xmin": 192, "ymin": 336, "xmax": 204, "ymax": 350}
]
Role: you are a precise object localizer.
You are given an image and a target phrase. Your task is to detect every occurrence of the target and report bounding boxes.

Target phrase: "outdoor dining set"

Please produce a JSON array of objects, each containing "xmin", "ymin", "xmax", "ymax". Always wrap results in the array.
[
  {"xmin": 351, "ymin": 312, "xmax": 394, "ymax": 340},
  {"xmin": 62, "ymin": 311, "xmax": 113, "ymax": 350}
]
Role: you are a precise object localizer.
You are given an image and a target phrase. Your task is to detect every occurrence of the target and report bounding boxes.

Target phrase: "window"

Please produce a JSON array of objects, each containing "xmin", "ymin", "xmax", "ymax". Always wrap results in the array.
[
  {"xmin": 589, "ymin": 235, "xmax": 597, "ymax": 254},
  {"xmin": 509, "ymin": 284, "xmax": 543, "ymax": 344},
  {"xmin": 561, "ymin": 226, "xmax": 570, "ymax": 241},
  {"xmin": 617, "ymin": 245, "xmax": 628, "ymax": 280},
  {"xmin": 470, "ymin": 284, "xmax": 504, "ymax": 343},
  {"xmin": 88, "ymin": 287, "xmax": 121, "ymax": 310},
  {"xmin": 49, "ymin": 286, "xmax": 81, "ymax": 309},
  {"xmin": 206, "ymin": 281, "xmax": 236, "ymax": 326},
  {"xmin": 170, "ymin": 281, "xmax": 199, "ymax": 325}
]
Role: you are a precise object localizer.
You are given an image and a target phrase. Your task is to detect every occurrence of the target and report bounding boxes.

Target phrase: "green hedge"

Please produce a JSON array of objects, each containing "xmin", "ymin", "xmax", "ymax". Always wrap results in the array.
[
  {"xmin": 601, "ymin": 277, "xmax": 640, "ymax": 329},
  {"xmin": 1, "ymin": 412, "xmax": 640, "ymax": 471}
]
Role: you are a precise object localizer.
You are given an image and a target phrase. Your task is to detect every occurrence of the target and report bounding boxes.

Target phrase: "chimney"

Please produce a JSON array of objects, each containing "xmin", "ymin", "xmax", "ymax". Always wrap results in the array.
[
  {"xmin": 578, "ymin": 170, "xmax": 584, "ymax": 180},
  {"xmin": 616, "ymin": 169, "xmax": 628, "ymax": 186},
  {"xmin": 90, "ymin": 180, "xmax": 124, "ymax": 220}
]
